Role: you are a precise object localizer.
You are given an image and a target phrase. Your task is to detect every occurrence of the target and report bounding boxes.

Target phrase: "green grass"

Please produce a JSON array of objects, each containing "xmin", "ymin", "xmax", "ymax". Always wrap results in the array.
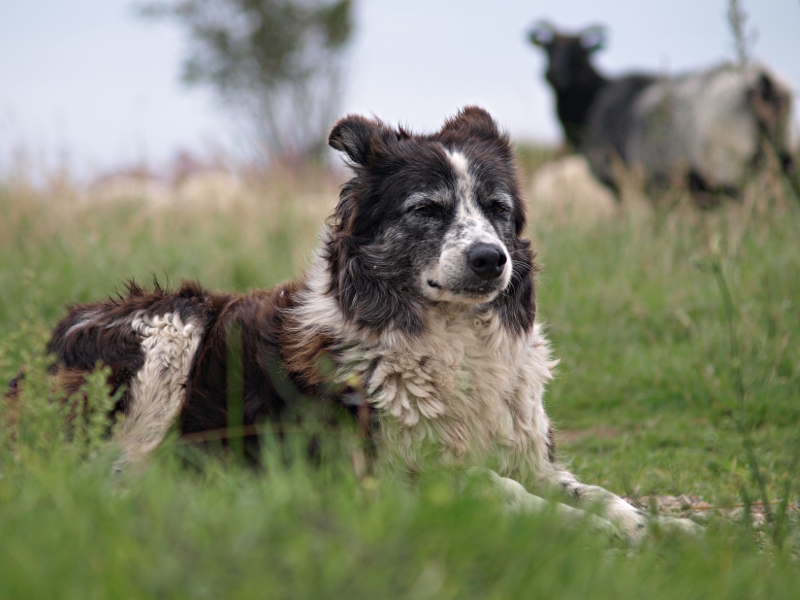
[
  {"xmin": 536, "ymin": 196, "xmax": 800, "ymax": 504},
  {"xmin": 1, "ymin": 165, "xmax": 800, "ymax": 597}
]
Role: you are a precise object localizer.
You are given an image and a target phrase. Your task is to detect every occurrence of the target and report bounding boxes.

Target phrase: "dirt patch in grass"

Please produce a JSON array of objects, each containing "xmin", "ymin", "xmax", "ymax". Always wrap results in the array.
[
  {"xmin": 558, "ymin": 427, "xmax": 622, "ymax": 443},
  {"xmin": 628, "ymin": 494, "xmax": 799, "ymax": 528}
]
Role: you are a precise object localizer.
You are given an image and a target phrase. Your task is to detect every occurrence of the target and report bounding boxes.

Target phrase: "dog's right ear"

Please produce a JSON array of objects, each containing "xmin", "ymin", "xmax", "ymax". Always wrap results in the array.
[{"xmin": 328, "ymin": 115, "xmax": 381, "ymax": 167}]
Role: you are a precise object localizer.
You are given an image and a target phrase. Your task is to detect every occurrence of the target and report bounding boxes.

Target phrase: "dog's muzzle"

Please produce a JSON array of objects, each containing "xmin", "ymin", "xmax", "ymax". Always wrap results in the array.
[{"xmin": 421, "ymin": 238, "xmax": 512, "ymax": 303}]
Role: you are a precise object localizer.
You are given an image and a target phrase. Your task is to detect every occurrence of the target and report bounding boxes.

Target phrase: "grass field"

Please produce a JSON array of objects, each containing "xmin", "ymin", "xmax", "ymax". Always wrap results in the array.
[{"xmin": 1, "ymin": 156, "xmax": 800, "ymax": 598}]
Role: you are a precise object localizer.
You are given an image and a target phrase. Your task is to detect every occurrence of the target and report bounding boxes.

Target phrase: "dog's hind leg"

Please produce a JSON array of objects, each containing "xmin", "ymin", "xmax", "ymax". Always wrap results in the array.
[{"xmin": 113, "ymin": 312, "xmax": 203, "ymax": 472}]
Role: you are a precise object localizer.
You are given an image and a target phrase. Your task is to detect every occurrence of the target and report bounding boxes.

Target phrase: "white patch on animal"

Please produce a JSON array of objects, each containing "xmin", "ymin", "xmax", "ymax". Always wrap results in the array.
[
  {"xmin": 637, "ymin": 64, "xmax": 798, "ymax": 190},
  {"xmin": 448, "ymin": 150, "xmax": 470, "ymax": 177},
  {"xmin": 64, "ymin": 309, "xmax": 101, "ymax": 338},
  {"xmin": 447, "ymin": 150, "xmax": 478, "ymax": 219},
  {"xmin": 421, "ymin": 150, "xmax": 511, "ymax": 302},
  {"xmin": 66, "ymin": 309, "xmax": 146, "ymax": 339},
  {"xmin": 113, "ymin": 312, "xmax": 203, "ymax": 472}
]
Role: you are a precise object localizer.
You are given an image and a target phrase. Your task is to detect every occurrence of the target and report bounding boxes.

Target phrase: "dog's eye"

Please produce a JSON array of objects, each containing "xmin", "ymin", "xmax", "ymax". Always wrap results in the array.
[
  {"xmin": 489, "ymin": 202, "xmax": 509, "ymax": 216},
  {"xmin": 412, "ymin": 203, "xmax": 443, "ymax": 217}
]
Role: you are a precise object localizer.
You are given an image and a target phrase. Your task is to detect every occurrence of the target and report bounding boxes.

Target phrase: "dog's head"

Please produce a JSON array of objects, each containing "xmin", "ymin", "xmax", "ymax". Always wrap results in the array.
[{"xmin": 326, "ymin": 106, "xmax": 536, "ymax": 336}]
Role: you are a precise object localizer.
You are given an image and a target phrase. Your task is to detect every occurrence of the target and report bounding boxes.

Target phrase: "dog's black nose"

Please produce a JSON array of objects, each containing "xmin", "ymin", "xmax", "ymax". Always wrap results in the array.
[{"xmin": 468, "ymin": 244, "xmax": 507, "ymax": 280}]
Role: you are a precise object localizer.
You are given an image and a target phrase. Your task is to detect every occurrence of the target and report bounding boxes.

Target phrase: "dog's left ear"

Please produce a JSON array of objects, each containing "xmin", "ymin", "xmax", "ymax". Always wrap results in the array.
[{"xmin": 441, "ymin": 106, "xmax": 501, "ymax": 141}]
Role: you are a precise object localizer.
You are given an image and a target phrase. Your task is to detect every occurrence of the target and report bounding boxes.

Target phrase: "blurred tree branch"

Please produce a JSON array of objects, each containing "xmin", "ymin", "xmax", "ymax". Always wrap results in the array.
[
  {"xmin": 139, "ymin": 0, "xmax": 354, "ymax": 166},
  {"xmin": 726, "ymin": 0, "xmax": 756, "ymax": 69}
]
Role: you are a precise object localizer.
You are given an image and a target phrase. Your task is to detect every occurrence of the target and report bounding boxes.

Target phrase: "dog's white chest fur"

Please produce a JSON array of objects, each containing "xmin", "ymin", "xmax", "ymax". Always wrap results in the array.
[
  {"xmin": 296, "ymin": 262, "xmax": 556, "ymax": 474},
  {"xmin": 355, "ymin": 312, "xmax": 555, "ymax": 471}
]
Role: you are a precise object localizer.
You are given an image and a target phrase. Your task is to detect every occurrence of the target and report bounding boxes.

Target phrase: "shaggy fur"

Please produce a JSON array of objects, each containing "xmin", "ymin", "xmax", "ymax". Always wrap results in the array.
[{"xmin": 8, "ymin": 107, "xmax": 699, "ymax": 541}]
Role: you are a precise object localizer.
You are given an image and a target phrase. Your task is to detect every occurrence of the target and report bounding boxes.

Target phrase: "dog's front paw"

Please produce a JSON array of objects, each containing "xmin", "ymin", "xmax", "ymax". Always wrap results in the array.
[
  {"xmin": 650, "ymin": 515, "xmax": 705, "ymax": 537},
  {"xmin": 608, "ymin": 497, "xmax": 705, "ymax": 542},
  {"xmin": 616, "ymin": 512, "xmax": 704, "ymax": 543}
]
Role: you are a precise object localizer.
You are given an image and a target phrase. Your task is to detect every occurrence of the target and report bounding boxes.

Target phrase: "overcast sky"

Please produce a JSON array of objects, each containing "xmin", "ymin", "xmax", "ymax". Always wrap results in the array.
[{"xmin": 1, "ymin": 0, "xmax": 798, "ymax": 177}]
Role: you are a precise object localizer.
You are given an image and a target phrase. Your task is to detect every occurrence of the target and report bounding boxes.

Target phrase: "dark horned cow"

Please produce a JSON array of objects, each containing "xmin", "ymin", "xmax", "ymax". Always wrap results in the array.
[
  {"xmin": 528, "ymin": 22, "xmax": 798, "ymax": 198},
  {"xmin": 7, "ymin": 107, "xmax": 700, "ymax": 542}
]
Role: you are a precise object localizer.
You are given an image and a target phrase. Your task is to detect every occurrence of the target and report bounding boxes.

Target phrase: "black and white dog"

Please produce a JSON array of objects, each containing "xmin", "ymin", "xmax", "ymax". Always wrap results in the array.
[{"xmin": 12, "ymin": 107, "xmax": 697, "ymax": 541}]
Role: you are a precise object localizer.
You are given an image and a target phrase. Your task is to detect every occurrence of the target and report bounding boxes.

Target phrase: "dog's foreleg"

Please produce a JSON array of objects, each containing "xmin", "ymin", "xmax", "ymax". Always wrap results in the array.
[
  {"xmin": 548, "ymin": 469, "xmax": 702, "ymax": 542},
  {"xmin": 472, "ymin": 468, "xmax": 620, "ymax": 538}
]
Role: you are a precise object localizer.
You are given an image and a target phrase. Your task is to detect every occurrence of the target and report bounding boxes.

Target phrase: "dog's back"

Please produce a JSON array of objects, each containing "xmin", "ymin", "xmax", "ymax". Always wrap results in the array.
[{"xmin": 36, "ymin": 279, "xmax": 341, "ymax": 467}]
